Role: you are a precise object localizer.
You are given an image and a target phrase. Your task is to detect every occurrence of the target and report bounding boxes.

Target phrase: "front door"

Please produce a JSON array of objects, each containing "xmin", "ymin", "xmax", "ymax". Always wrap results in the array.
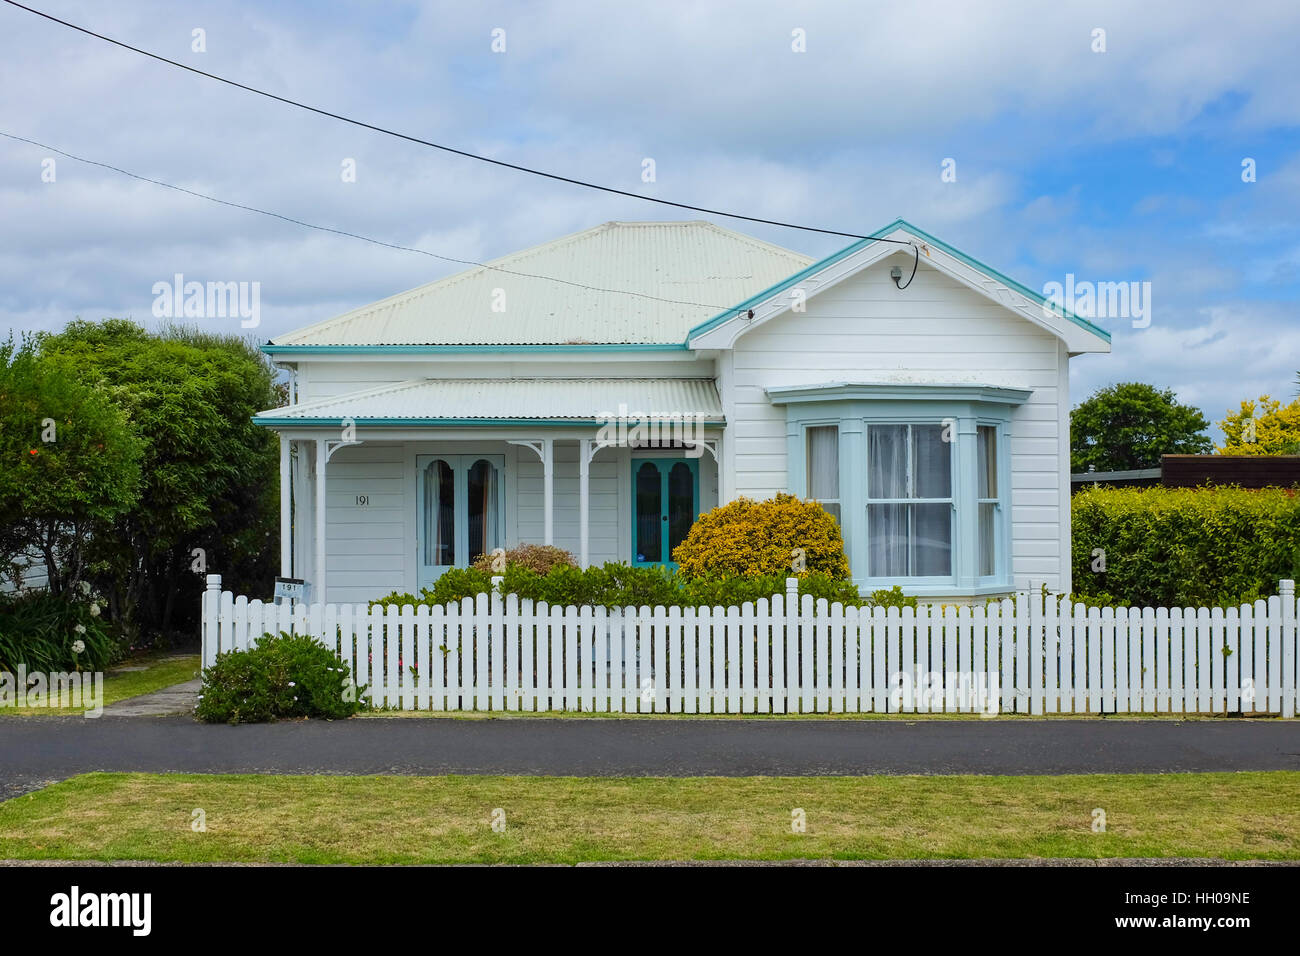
[
  {"xmin": 417, "ymin": 454, "xmax": 504, "ymax": 588},
  {"xmin": 632, "ymin": 458, "xmax": 698, "ymax": 568}
]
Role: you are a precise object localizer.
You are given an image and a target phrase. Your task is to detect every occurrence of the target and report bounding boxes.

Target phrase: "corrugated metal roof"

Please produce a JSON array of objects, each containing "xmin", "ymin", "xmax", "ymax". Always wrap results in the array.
[
  {"xmin": 254, "ymin": 378, "xmax": 725, "ymax": 422},
  {"xmin": 272, "ymin": 221, "xmax": 812, "ymax": 346}
]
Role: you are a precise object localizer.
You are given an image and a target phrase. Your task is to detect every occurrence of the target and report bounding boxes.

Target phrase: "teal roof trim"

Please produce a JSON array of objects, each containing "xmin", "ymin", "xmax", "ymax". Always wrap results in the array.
[
  {"xmin": 261, "ymin": 343, "xmax": 690, "ymax": 356},
  {"xmin": 686, "ymin": 218, "xmax": 1111, "ymax": 345},
  {"xmin": 252, "ymin": 416, "xmax": 723, "ymax": 428}
]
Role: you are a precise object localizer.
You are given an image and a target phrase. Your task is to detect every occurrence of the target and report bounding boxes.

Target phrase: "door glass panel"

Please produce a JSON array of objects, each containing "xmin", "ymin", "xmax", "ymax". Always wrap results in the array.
[
  {"xmin": 467, "ymin": 458, "xmax": 499, "ymax": 564},
  {"xmin": 667, "ymin": 462, "xmax": 695, "ymax": 558},
  {"xmin": 635, "ymin": 462, "xmax": 661, "ymax": 563},
  {"xmin": 423, "ymin": 459, "xmax": 454, "ymax": 567}
]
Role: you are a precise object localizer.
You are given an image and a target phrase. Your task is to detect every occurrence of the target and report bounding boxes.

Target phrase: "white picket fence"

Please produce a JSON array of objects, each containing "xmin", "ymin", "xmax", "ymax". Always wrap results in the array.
[{"xmin": 200, "ymin": 575, "xmax": 1299, "ymax": 717}]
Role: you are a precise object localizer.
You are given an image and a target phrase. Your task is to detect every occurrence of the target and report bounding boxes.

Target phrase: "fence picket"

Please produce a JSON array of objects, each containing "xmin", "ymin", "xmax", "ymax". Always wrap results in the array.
[
  {"xmin": 620, "ymin": 606, "xmax": 636, "ymax": 714},
  {"xmin": 1209, "ymin": 605, "xmax": 1225, "ymax": 713},
  {"xmin": 1267, "ymin": 595, "xmax": 1281, "ymax": 713},
  {"xmin": 1154, "ymin": 606, "xmax": 1169, "ymax": 713},
  {"xmin": 742, "ymin": 601, "xmax": 756, "ymax": 714},
  {"xmin": 769, "ymin": 595, "xmax": 785, "ymax": 714}
]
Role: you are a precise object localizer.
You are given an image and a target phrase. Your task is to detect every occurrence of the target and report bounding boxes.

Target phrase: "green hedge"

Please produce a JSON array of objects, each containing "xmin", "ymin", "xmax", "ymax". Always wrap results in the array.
[
  {"xmin": 372, "ymin": 562, "xmax": 915, "ymax": 612},
  {"xmin": 1071, "ymin": 486, "xmax": 1300, "ymax": 607}
]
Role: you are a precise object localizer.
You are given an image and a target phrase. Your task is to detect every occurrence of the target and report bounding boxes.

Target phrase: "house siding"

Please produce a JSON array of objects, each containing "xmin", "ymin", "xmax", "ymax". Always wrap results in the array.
[{"xmin": 727, "ymin": 258, "xmax": 1068, "ymax": 593}]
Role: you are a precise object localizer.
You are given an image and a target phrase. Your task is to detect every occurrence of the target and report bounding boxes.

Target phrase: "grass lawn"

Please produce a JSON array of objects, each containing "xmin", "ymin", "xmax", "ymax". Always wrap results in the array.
[
  {"xmin": 0, "ymin": 771, "xmax": 1295, "ymax": 864},
  {"xmin": 0, "ymin": 653, "xmax": 199, "ymax": 716}
]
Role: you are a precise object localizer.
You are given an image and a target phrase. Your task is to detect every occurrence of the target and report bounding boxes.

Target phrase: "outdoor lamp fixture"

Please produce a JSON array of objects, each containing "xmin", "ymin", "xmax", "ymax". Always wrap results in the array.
[{"xmin": 891, "ymin": 243, "xmax": 920, "ymax": 290}]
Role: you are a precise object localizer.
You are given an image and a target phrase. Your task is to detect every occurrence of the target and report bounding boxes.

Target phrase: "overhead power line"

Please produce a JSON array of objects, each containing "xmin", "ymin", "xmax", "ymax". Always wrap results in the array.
[
  {"xmin": 0, "ymin": 129, "xmax": 756, "ymax": 312},
  {"xmin": 1, "ymin": 0, "xmax": 913, "ymax": 245}
]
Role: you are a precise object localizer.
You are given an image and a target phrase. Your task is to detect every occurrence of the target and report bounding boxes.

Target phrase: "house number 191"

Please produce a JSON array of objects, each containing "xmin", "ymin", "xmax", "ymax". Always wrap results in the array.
[{"xmin": 355, "ymin": 495, "xmax": 369, "ymax": 506}]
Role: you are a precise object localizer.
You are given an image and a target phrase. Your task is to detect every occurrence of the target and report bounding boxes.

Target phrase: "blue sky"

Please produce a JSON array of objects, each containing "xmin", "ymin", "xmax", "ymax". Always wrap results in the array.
[{"xmin": 2, "ymin": 0, "xmax": 1298, "ymax": 439}]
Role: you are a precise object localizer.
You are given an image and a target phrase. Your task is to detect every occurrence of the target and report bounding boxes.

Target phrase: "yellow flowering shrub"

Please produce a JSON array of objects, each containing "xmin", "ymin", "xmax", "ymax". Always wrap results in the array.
[{"xmin": 671, "ymin": 493, "xmax": 850, "ymax": 580}]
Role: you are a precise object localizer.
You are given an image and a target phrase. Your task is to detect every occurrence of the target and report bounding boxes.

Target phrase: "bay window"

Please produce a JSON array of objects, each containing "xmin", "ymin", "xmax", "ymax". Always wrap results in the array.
[{"xmin": 773, "ymin": 382, "xmax": 1027, "ymax": 596}]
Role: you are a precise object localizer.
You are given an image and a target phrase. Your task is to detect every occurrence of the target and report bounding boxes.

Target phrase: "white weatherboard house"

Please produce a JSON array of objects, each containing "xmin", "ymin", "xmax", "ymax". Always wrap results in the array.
[{"xmin": 254, "ymin": 219, "xmax": 1110, "ymax": 606}]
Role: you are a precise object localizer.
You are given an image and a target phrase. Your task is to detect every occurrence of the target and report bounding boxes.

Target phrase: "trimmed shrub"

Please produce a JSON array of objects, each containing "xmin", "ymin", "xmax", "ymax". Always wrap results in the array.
[
  {"xmin": 0, "ymin": 588, "xmax": 120, "ymax": 673},
  {"xmin": 196, "ymin": 631, "xmax": 365, "ymax": 724},
  {"xmin": 372, "ymin": 563, "xmax": 908, "ymax": 611},
  {"xmin": 1071, "ymin": 485, "xmax": 1300, "ymax": 607},
  {"xmin": 370, "ymin": 567, "xmax": 494, "ymax": 612},
  {"xmin": 671, "ymin": 493, "xmax": 850, "ymax": 580},
  {"xmin": 471, "ymin": 543, "xmax": 576, "ymax": 574}
]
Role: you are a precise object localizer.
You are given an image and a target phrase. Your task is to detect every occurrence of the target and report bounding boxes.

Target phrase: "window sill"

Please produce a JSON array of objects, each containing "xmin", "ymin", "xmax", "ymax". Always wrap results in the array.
[{"xmin": 857, "ymin": 580, "xmax": 1015, "ymax": 599}]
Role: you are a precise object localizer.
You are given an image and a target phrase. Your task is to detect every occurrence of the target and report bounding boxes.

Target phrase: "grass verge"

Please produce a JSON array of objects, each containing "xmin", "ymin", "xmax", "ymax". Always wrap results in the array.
[
  {"xmin": 0, "ymin": 654, "xmax": 199, "ymax": 716},
  {"xmin": 0, "ymin": 771, "xmax": 1295, "ymax": 864}
]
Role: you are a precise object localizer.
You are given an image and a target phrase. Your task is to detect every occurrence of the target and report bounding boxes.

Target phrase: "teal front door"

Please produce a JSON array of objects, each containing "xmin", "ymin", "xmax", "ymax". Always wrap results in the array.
[{"xmin": 632, "ymin": 458, "xmax": 699, "ymax": 568}]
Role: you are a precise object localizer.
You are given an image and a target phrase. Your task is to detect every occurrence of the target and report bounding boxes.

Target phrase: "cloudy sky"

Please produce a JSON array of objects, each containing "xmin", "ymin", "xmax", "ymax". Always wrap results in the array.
[{"xmin": 2, "ymin": 0, "xmax": 1298, "ymax": 438}]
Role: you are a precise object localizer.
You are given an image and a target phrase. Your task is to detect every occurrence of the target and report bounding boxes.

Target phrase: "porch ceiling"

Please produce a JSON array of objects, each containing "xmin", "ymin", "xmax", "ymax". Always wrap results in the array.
[{"xmin": 253, "ymin": 377, "xmax": 725, "ymax": 425}]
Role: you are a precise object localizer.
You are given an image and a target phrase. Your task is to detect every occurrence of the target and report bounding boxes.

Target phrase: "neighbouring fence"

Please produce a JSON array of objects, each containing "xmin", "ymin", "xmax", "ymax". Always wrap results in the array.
[{"xmin": 200, "ymin": 575, "xmax": 1299, "ymax": 717}]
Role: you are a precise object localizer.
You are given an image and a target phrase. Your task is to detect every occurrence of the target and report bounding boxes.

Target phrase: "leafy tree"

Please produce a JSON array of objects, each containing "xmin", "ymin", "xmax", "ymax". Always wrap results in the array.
[
  {"xmin": 1218, "ymin": 395, "xmax": 1300, "ymax": 455},
  {"xmin": 40, "ymin": 320, "xmax": 281, "ymax": 636},
  {"xmin": 1070, "ymin": 382, "xmax": 1212, "ymax": 472},
  {"xmin": 0, "ymin": 336, "xmax": 141, "ymax": 595}
]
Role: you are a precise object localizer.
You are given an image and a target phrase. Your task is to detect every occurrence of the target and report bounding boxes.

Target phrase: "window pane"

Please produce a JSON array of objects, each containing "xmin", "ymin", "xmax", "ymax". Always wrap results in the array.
[
  {"xmin": 467, "ymin": 459, "xmax": 499, "ymax": 564},
  {"xmin": 868, "ymin": 503, "xmax": 908, "ymax": 576},
  {"xmin": 912, "ymin": 503, "xmax": 952, "ymax": 576},
  {"xmin": 868, "ymin": 425, "xmax": 907, "ymax": 498},
  {"xmin": 423, "ymin": 459, "xmax": 454, "ymax": 567},
  {"xmin": 912, "ymin": 424, "xmax": 951, "ymax": 499},
  {"xmin": 820, "ymin": 502, "xmax": 841, "ymax": 524},
  {"xmin": 635, "ymin": 462, "xmax": 661, "ymax": 563},
  {"xmin": 978, "ymin": 426, "xmax": 997, "ymax": 499},
  {"xmin": 979, "ymin": 502, "xmax": 996, "ymax": 576},
  {"xmin": 807, "ymin": 426, "xmax": 839, "ymax": 500},
  {"xmin": 666, "ymin": 462, "xmax": 695, "ymax": 556}
]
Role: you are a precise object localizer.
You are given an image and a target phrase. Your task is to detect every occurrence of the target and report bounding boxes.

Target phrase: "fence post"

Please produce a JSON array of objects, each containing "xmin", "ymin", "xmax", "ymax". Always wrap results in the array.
[
  {"xmin": 1282, "ymin": 579, "xmax": 1296, "ymax": 718},
  {"xmin": 202, "ymin": 574, "xmax": 222, "ymax": 667},
  {"xmin": 785, "ymin": 576, "xmax": 798, "ymax": 609}
]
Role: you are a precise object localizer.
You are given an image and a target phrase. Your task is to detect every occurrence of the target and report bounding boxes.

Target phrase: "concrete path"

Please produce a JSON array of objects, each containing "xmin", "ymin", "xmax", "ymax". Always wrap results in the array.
[
  {"xmin": 100, "ymin": 678, "xmax": 201, "ymax": 717},
  {"xmin": 1, "ymin": 716, "xmax": 1297, "ymax": 800}
]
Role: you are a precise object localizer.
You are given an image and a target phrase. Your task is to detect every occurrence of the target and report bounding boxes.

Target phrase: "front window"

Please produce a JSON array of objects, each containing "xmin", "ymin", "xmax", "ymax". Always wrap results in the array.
[
  {"xmin": 806, "ymin": 425, "xmax": 840, "ymax": 522},
  {"xmin": 866, "ymin": 424, "xmax": 952, "ymax": 577}
]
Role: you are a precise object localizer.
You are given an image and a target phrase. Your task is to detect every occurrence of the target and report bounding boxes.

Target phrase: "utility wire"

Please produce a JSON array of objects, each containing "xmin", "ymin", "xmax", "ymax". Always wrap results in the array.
[
  {"xmin": 1, "ymin": 0, "xmax": 913, "ymax": 245},
  {"xmin": 0, "ymin": 129, "xmax": 757, "ymax": 312}
]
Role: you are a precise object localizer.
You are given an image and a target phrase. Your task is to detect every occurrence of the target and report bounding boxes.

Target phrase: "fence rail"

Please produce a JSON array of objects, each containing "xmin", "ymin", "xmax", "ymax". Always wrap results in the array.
[{"xmin": 201, "ymin": 575, "xmax": 1299, "ymax": 717}]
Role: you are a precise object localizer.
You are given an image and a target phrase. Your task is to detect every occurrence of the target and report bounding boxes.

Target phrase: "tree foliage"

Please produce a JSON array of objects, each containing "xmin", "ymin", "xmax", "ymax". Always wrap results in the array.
[
  {"xmin": 1070, "ymin": 382, "xmax": 1212, "ymax": 472},
  {"xmin": 38, "ymin": 320, "xmax": 281, "ymax": 636},
  {"xmin": 1217, "ymin": 394, "xmax": 1300, "ymax": 455},
  {"xmin": 0, "ymin": 336, "xmax": 141, "ymax": 596}
]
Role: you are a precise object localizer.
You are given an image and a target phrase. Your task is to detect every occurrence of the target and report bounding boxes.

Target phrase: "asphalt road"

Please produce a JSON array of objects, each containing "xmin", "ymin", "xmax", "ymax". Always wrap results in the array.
[{"xmin": 2, "ymin": 715, "xmax": 1298, "ymax": 798}]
